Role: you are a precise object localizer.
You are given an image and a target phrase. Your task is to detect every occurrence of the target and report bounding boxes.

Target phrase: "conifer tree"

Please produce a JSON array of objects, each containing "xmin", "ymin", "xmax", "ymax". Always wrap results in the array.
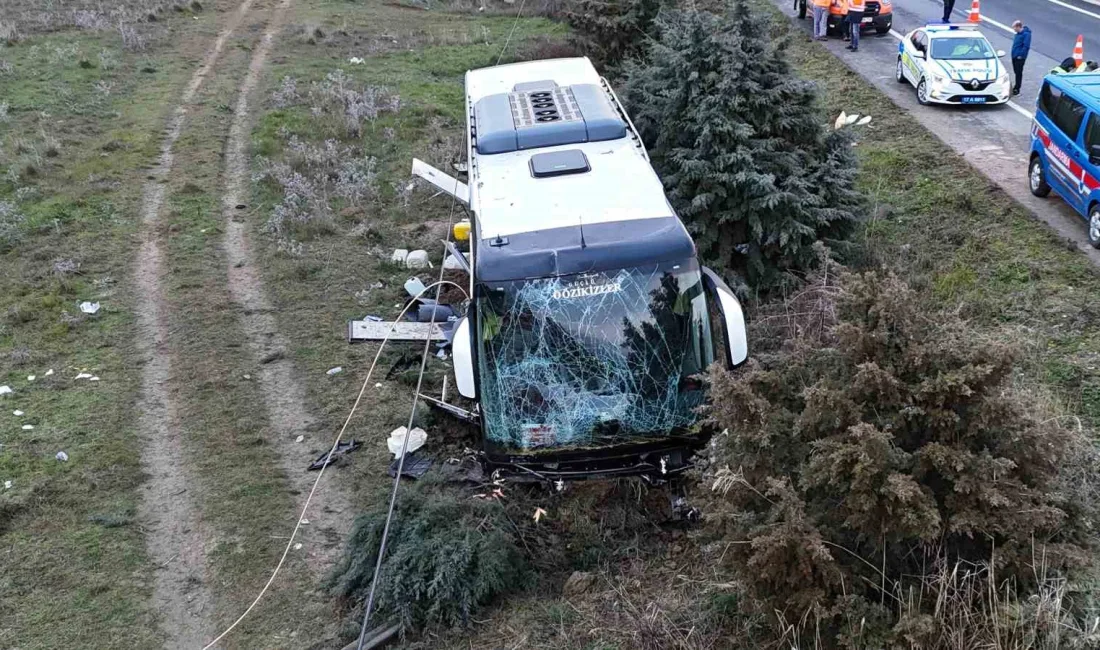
[
  {"xmin": 564, "ymin": 0, "xmax": 667, "ymax": 69},
  {"xmin": 622, "ymin": 2, "xmax": 862, "ymax": 292}
]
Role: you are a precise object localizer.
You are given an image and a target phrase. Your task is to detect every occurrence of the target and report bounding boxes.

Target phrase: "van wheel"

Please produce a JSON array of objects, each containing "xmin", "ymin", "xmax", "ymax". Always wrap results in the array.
[
  {"xmin": 916, "ymin": 78, "xmax": 930, "ymax": 105},
  {"xmin": 1029, "ymin": 156, "xmax": 1051, "ymax": 197},
  {"xmin": 876, "ymin": 25, "xmax": 891, "ymax": 35},
  {"xmin": 1089, "ymin": 204, "xmax": 1100, "ymax": 249},
  {"xmin": 896, "ymin": 57, "xmax": 907, "ymax": 83}
]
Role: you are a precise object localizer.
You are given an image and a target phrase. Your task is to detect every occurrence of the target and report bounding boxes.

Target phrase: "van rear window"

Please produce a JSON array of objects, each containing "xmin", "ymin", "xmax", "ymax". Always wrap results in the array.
[{"xmin": 1038, "ymin": 82, "xmax": 1061, "ymax": 120}]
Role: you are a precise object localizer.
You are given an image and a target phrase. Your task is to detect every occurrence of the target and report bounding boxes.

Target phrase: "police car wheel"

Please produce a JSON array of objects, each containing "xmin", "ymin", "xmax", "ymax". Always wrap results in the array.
[
  {"xmin": 1028, "ymin": 157, "xmax": 1051, "ymax": 198},
  {"xmin": 1088, "ymin": 205, "xmax": 1100, "ymax": 249},
  {"xmin": 916, "ymin": 78, "xmax": 930, "ymax": 105},
  {"xmin": 896, "ymin": 57, "xmax": 906, "ymax": 84}
]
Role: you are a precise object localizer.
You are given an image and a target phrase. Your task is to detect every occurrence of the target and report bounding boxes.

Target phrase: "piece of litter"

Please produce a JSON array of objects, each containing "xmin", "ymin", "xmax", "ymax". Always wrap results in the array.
[
  {"xmin": 349, "ymin": 57, "xmax": 364, "ymax": 64},
  {"xmin": 534, "ymin": 507, "xmax": 548, "ymax": 523},
  {"xmin": 442, "ymin": 254, "xmax": 466, "ymax": 271},
  {"xmin": 388, "ymin": 450, "xmax": 432, "ymax": 479},
  {"xmin": 3, "ymin": 481, "xmax": 11, "ymax": 490},
  {"xmin": 0, "ymin": 386, "xmax": 12, "ymax": 396},
  {"xmin": 22, "ymin": 425, "xmax": 34, "ymax": 431},
  {"xmin": 294, "ymin": 543, "xmax": 303, "ymax": 550},
  {"xmin": 295, "ymin": 435, "xmax": 304, "ymax": 443},
  {"xmin": 364, "ymin": 315, "xmax": 383, "ymax": 322},
  {"xmin": 387, "ymin": 426, "xmax": 427, "ymax": 459},
  {"xmin": 391, "ymin": 249, "xmax": 409, "ymax": 265},
  {"xmin": 326, "ymin": 366, "xmax": 343, "ymax": 376},
  {"xmin": 403, "ymin": 276, "xmax": 426, "ymax": 298},
  {"xmin": 56, "ymin": 451, "xmax": 69, "ymax": 462},
  {"xmin": 13, "ymin": 410, "xmax": 24, "ymax": 416},
  {"xmin": 845, "ymin": 113, "xmax": 860, "ymax": 125},
  {"xmin": 27, "ymin": 375, "xmax": 36, "ymax": 382},
  {"xmin": 75, "ymin": 373, "xmax": 93, "ymax": 380},
  {"xmin": 301, "ymin": 519, "xmax": 310, "ymax": 525},
  {"xmin": 834, "ymin": 111, "xmax": 847, "ymax": 130},
  {"xmin": 79, "ymin": 301, "xmax": 101, "ymax": 315},
  {"xmin": 857, "ymin": 115, "xmax": 872, "ymax": 126},
  {"xmin": 307, "ymin": 440, "xmax": 362, "ymax": 470},
  {"xmin": 44, "ymin": 369, "xmax": 54, "ymax": 377},
  {"xmin": 405, "ymin": 250, "xmax": 431, "ymax": 269},
  {"xmin": 243, "ymin": 374, "xmax": 251, "ymax": 379},
  {"xmin": 375, "ymin": 383, "xmax": 383, "ymax": 388},
  {"xmin": 89, "ymin": 377, "xmax": 100, "ymax": 382}
]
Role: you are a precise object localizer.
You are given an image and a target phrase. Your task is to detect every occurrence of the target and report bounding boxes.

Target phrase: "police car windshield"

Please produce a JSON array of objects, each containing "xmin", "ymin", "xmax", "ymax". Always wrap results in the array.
[
  {"xmin": 475, "ymin": 259, "xmax": 714, "ymax": 454},
  {"xmin": 932, "ymin": 37, "xmax": 995, "ymax": 60}
]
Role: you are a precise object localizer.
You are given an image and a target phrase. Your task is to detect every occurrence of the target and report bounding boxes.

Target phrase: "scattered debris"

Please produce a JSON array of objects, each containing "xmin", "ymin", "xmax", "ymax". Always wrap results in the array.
[
  {"xmin": 440, "ymin": 455, "xmax": 486, "ymax": 483},
  {"xmin": 12, "ymin": 410, "xmax": 24, "ymax": 416},
  {"xmin": 375, "ymin": 383, "xmax": 383, "ymax": 388},
  {"xmin": 348, "ymin": 319, "xmax": 447, "ymax": 343},
  {"xmin": 243, "ymin": 374, "xmax": 251, "ymax": 380},
  {"xmin": 326, "ymin": 366, "xmax": 343, "ymax": 376},
  {"xmin": 857, "ymin": 115, "xmax": 872, "ymax": 126},
  {"xmin": 307, "ymin": 440, "xmax": 362, "ymax": 470},
  {"xmin": 301, "ymin": 519, "xmax": 310, "ymax": 525},
  {"xmin": 79, "ymin": 301, "xmax": 101, "ymax": 315},
  {"xmin": 349, "ymin": 56, "xmax": 365, "ymax": 64},
  {"xmin": 294, "ymin": 543, "xmax": 303, "ymax": 550},
  {"xmin": 473, "ymin": 487, "xmax": 505, "ymax": 500},
  {"xmin": 363, "ymin": 314, "xmax": 383, "ymax": 322},
  {"xmin": 405, "ymin": 249, "xmax": 431, "ymax": 269},
  {"xmin": 3, "ymin": 480, "xmax": 11, "ymax": 490},
  {"xmin": 89, "ymin": 377, "xmax": 100, "ymax": 382},
  {"xmin": 22, "ymin": 425, "xmax": 33, "ymax": 431},
  {"xmin": 56, "ymin": 451, "xmax": 69, "ymax": 462},
  {"xmin": 27, "ymin": 375, "xmax": 35, "ymax": 382},
  {"xmin": 0, "ymin": 386, "xmax": 11, "ymax": 396},
  {"xmin": 563, "ymin": 570, "xmax": 596, "ymax": 596},
  {"xmin": 391, "ymin": 249, "xmax": 409, "ymax": 265},
  {"xmin": 533, "ymin": 507, "xmax": 547, "ymax": 523},
  {"xmin": 442, "ymin": 254, "xmax": 466, "ymax": 271},
  {"xmin": 295, "ymin": 435, "xmax": 304, "ymax": 443},
  {"xmin": 388, "ymin": 450, "xmax": 432, "ymax": 479},
  {"xmin": 834, "ymin": 111, "xmax": 848, "ymax": 130},
  {"xmin": 387, "ymin": 426, "xmax": 427, "ymax": 459},
  {"xmin": 416, "ymin": 303, "xmax": 456, "ymax": 323},
  {"xmin": 403, "ymin": 276, "xmax": 425, "ymax": 297},
  {"xmin": 44, "ymin": 369, "xmax": 54, "ymax": 377},
  {"xmin": 74, "ymin": 373, "xmax": 93, "ymax": 380}
]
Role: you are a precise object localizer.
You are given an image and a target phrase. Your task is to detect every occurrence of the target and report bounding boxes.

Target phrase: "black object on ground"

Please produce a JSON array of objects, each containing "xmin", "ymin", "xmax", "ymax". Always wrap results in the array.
[
  {"xmin": 439, "ymin": 455, "xmax": 486, "ymax": 483},
  {"xmin": 388, "ymin": 450, "xmax": 432, "ymax": 479},
  {"xmin": 307, "ymin": 440, "xmax": 362, "ymax": 470}
]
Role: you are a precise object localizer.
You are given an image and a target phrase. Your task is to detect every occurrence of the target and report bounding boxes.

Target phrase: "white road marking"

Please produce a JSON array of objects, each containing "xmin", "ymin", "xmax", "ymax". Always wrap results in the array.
[
  {"xmin": 887, "ymin": 29, "xmax": 1034, "ymax": 119},
  {"xmin": 1044, "ymin": 0, "xmax": 1100, "ymax": 20}
]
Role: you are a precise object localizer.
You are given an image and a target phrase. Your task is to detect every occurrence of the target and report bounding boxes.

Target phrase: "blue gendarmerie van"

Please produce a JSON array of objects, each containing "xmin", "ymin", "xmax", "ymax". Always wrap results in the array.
[{"xmin": 1029, "ymin": 72, "xmax": 1100, "ymax": 247}]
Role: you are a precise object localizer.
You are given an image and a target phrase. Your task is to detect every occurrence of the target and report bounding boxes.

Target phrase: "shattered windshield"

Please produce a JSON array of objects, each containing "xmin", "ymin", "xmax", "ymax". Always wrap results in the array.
[{"xmin": 476, "ymin": 260, "xmax": 714, "ymax": 453}]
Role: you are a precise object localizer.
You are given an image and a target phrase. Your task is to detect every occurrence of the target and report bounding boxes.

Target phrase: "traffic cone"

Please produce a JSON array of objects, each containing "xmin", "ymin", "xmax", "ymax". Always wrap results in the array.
[
  {"xmin": 1073, "ymin": 35, "xmax": 1084, "ymax": 66},
  {"xmin": 968, "ymin": 0, "xmax": 981, "ymax": 23}
]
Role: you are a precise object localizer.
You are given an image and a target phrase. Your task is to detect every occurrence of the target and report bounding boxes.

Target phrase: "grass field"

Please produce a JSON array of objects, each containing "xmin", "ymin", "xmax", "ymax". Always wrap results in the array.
[{"xmin": 1, "ymin": 0, "xmax": 1097, "ymax": 647}]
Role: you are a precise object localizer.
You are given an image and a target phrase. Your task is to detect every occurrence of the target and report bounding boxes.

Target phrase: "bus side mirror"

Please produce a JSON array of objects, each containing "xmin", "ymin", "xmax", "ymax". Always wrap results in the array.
[
  {"xmin": 452, "ymin": 317, "xmax": 477, "ymax": 399},
  {"xmin": 701, "ymin": 266, "xmax": 748, "ymax": 369}
]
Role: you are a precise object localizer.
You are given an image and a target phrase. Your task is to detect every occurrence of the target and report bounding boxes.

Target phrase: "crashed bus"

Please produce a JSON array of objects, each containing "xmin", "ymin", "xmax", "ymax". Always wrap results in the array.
[{"xmin": 412, "ymin": 57, "xmax": 748, "ymax": 482}]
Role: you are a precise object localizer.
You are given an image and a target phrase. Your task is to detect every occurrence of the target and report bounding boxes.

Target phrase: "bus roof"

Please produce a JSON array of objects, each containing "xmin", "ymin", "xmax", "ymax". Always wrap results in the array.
[{"xmin": 464, "ymin": 58, "xmax": 694, "ymax": 282}]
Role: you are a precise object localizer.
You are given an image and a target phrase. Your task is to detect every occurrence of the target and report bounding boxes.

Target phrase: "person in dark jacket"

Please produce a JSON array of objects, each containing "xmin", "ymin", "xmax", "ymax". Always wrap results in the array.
[
  {"xmin": 1011, "ymin": 21, "xmax": 1031, "ymax": 96},
  {"xmin": 942, "ymin": 0, "xmax": 955, "ymax": 22}
]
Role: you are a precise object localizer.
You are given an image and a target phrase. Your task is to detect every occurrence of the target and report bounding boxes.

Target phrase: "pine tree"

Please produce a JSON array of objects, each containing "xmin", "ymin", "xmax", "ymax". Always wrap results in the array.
[
  {"xmin": 563, "ymin": 0, "xmax": 667, "ymax": 70},
  {"xmin": 622, "ymin": 2, "xmax": 862, "ymax": 292}
]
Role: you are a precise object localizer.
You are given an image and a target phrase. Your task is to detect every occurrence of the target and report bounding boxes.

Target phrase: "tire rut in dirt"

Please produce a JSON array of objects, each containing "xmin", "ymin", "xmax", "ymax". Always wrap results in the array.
[
  {"xmin": 221, "ymin": 0, "xmax": 354, "ymax": 574},
  {"xmin": 133, "ymin": 1, "xmax": 255, "ymax": 646}
]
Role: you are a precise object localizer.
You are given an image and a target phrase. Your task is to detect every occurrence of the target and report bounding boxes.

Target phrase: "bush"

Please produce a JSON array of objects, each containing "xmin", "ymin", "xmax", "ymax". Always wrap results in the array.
[
  {"xmin": 622, "ymin": 3, "xmax": 862, "ymax": 293},
  {"xmin": 562, "ymin": 0, "xmax": 667, "ymax": 69},
  {"xmin": 697, "ymin": 263, "xmax": 1100, "ymax": 647},
  {"xmin": 329, "ymin": 478, "xmax": 530, "ymax": 631}
]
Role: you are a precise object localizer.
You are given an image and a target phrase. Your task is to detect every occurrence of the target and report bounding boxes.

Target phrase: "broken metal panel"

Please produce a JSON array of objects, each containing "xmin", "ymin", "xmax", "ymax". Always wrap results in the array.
[
  {"xmin": 347, "ymin": 320, "xmax": 447, "ymax": 343},
  {"xmin": 410, "ymin": 158, "xmax": 469, "ymax": 205}
]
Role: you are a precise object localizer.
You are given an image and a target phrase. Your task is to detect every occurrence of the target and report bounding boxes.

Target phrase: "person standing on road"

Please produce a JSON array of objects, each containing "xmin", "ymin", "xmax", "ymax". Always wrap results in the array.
[
  {"xmin": 1011, "ymin": 21, "xmax": 1031, "ymax": 96},
  {"xmin": 942, "ymin": 0, "xmax": 955, "ymax": 22},
  {"xmin": 812, "ymin": 0, "xmax": 831, "ymax": 40},
  {"xmin": 846, "ymin": 0, "xmax": 865, "ymax": 51}
]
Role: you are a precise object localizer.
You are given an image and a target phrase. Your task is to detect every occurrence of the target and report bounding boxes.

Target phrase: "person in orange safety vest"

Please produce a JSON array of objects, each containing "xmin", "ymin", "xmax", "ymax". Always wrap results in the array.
[
  {"xmin": 845, "ymin": 0, "xmax": 865, "ymax": 51},
  {"xmin": 812, "ymin": 0, "xmax": 831, "ymax": 40}
]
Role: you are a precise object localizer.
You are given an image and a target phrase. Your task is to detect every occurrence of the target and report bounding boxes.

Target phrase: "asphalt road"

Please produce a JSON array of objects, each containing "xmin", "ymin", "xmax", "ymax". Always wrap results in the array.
[{"xmin": 769, "ymin": 0, "xmax": 1100, "ymax": 264}]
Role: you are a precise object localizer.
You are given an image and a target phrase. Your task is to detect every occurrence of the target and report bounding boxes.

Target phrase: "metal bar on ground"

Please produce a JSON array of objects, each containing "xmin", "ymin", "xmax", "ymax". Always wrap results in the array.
[
  {"xmin": 340, "ymin": 623, "xmax": 400, "ymax": 650},
  {"xmin": 347, "ymin": 320, "xmax": 447, "ymax": 343}
]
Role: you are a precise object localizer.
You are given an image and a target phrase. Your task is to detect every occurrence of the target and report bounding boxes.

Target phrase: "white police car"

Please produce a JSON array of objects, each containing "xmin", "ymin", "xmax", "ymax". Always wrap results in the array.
[{"xmin": 895, "ymin": 24, "xmax": 1011, "ymax": 106}]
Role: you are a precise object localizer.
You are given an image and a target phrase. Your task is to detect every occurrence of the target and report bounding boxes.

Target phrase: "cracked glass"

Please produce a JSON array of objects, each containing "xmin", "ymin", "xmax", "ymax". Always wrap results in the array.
[{"xmin": 476, "ymin": 259, "xmax": 714, "ymax": 453}]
